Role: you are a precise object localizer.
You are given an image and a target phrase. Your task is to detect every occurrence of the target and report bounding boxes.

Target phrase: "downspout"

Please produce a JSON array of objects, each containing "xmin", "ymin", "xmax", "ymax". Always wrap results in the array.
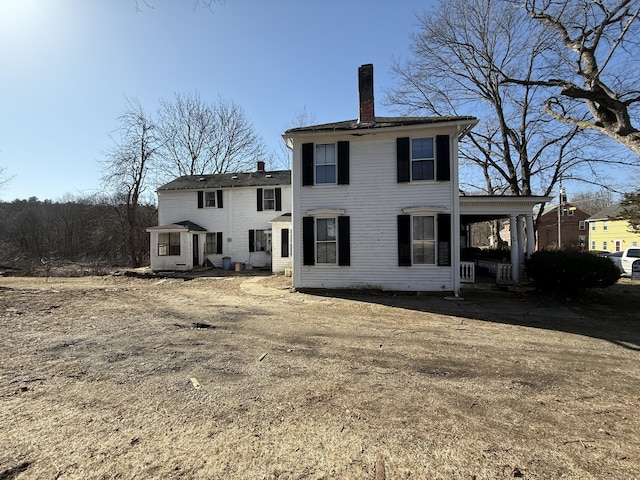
[{"xmin": 452, "ymin": 125, "xmax": 462, "ymax": 296}]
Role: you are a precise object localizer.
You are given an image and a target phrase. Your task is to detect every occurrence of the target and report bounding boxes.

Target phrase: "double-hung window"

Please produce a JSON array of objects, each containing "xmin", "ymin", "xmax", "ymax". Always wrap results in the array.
[
  {"xmin": 205, "ymin": 232, "xmax": 223, "ymax": 255},
  {"xmin": 263, "ymin": 189, "xmax": 275, "ymax": 210},
  {"xmin": 412, "ymin": 216, "xmax": 436, "ymax": 264},
  {"xmin": 411, "ymin": 138, "xmax": 435, "ymax": 181},
  {"xmin": 204, "ymin": 191, "xmax": 216, "ymax": 207},
  {"xmin": 158, "ymin": 232, "xmax": 180, "ymax": 256},
  {"xmin": 316, "ymin": 218, "xmax": 337, "ymax": 264},
  {"xmin": 315, "ymin": 144, "xmax": 336, "ymax": 184}
]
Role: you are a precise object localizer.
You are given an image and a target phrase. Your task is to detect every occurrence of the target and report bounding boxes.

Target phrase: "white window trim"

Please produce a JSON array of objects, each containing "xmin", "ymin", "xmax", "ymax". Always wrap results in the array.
[
  {"xmin": 402, "ymin": 206, "xmax": 446, "ymax": 215},
  {"xmin": 315, "ymin": 143, "xmax": 337, "ymax": 185},
  {"xmin": 204, "ymin": 191, "xmax": 216, "ymax": 208},
  {"xmin": 263, "ymin": 188, "xmax": 276, "ymax": 210},
  {"xmin": 315, "ymin": 217, "xmax": 338, "ymax": 265},
  {"xmin": 306, "ymin": 208, "xmax": 346, "ymax": 217},
  {"xmin": 410, "ymin": 137, "xmax": 436, "ymax": 182},
  {"xmin": 411, "ymin": 214, "xmax": 437, "ymax": 265}
]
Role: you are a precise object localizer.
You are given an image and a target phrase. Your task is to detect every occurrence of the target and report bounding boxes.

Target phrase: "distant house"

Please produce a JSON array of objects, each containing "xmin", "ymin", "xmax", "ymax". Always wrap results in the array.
[
  {"xmin": 536, "ymin": 204, "xmax": 590, "ymax": 250},
  {"xmin": 586, "ymin": 203, "xmax": 640, "ymax": 253},
  {"xmin": 147, "ymin": 163, "xmax": 292, "ymax": 272}
]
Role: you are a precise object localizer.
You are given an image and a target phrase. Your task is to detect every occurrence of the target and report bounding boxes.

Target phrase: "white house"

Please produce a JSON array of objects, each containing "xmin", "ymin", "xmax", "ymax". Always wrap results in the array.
[
  {"xmin": 283, "ymin": 64, "xmax": 479, "ymax": 293},
  {"xmin": 147, "ymin": 163, "xmax": 292, "ymax": 273}
]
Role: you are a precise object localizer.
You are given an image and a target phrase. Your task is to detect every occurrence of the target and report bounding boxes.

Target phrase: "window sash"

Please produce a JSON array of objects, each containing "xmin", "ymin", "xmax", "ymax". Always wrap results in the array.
[
  {"xmin": 411, "ymin": 138, "xmax": 435, "ymax": 181},
  {"xmin": 204, "ymin": 191, "xmax": 216, "ymax": 207},
  {"xmin": 254, "ymin": 230, "xmax": 267, "ymax": 251},
  {"xmin": 158, "ymin": 232, "xmax": 180, "ymax": 256},
  {"xmin": 315, "ymin": 144, "xmax": 336, "ymax": 184},
  {"xmin": 205, "ymin": 233, "xmax": 217, "ymax": 254},
  {"xmin": 412, "ymin": 216, "xmax": 435, "ymax": 264},
  {"xmin": 263, "ymin": 189, "xmax": 275, "ymax": 210},
  {"xmin": 316, "ymin": 218, "xmax": 337, "ymax": 264}
]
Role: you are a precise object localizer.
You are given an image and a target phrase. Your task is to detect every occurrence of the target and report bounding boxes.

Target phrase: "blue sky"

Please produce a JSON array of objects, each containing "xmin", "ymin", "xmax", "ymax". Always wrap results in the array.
[{"xmin": 0, "ymin": 0, "xmax": 434, "ymax": 201}]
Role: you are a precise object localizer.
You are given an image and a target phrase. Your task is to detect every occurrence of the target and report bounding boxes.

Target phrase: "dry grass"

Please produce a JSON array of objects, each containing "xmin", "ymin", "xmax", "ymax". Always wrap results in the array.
[{"xmin": 1, "ymin": 274, "xmax": 639, "ymax": 479}]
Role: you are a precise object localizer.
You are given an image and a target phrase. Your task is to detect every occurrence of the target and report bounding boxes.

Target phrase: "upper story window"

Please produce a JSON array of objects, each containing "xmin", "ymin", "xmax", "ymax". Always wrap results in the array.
[
  {"xmin": 579, "ymin": 220, "xmax": 586, "ymax": 230},
  {"xmin": 603, "ymin": 221, "xmax": 608, "ymax": 231},
  {"xmin": 204, "ymin": 191, "xmax": 216, "ymax": 207},
  {"xmin": 411, "ymin": 138, "xmax": 435, "ymax": 181},
  {"xmin": 591, "ymin": 222, "xmax": 596, "ymax": 231},
  {"xmin": 397, "ymin": 135, "xmax": 450, "ymax": 183},
  {"xmin": 315, "ymin": 144, "xmax": 336, "ymax": 184},
  {"xmin": 263, "ymin": 189, "xmax": 275, "ymax": 210}
]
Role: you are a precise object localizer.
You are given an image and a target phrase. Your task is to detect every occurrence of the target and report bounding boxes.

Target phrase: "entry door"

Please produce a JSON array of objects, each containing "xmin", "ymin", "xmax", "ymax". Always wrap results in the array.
[
  {"xmin": 192, "ymin": 234, "xmax": 199, "ymax": 267},
  {"xmin": 615, "ymin": 240, "xmax": 622, "ymax": 252}
]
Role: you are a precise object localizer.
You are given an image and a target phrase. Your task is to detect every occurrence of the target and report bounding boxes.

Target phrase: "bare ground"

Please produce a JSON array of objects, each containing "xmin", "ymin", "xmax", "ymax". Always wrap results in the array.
[{"xmin": 1, "ymin": 273, "xmax": 639, "ymax": 479}]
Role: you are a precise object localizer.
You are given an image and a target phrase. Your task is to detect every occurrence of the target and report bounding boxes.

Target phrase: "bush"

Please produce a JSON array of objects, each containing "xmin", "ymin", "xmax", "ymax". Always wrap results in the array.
[{"xmin": 526, "ymin": 251, "xmax": 621, "ymax": 294}]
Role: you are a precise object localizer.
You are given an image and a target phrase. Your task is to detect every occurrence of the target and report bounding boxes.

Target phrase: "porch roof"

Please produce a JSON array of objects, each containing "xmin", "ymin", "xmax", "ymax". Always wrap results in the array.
[
  {"xmin": 460, "ymin": 195, "xmax": 552, "ymax": 223},
  {"xmin": 146, "ymin": 220, "xmax": 207, "ymax": 233}
]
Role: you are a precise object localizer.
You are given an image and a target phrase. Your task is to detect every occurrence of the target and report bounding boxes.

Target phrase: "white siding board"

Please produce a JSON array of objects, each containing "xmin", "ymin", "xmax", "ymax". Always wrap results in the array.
[
  {"xmin": 152, "ymin": 184, "xmax": 291, "ymax": 271},
  {"xmin": 292, "ymin": 129, "xmax": 457, "ymax": 291}
]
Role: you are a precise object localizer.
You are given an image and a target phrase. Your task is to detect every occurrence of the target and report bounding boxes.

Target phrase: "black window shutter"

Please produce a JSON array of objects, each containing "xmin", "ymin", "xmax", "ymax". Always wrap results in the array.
[
  {"xmin": 249, "ymin": 230, "xmax": 255, "ymax": 252},
  {"xmin": 197, "ymin": 191, "xmax": 204, "ymax": 209},
  {"xmin": 217, "ymin": 190, "xmax": 223, "ymax": 208},
  {"xmin": 302, "ymin": 216, "xmax": 315, "ymax": 265},
  {"xmin": 436, "ymin": 135, "xmax": 451, "ymax": 181},
  {"xmin": 397, "ymin": 137, "xmax": 410, "ymax": 183},
  {"xmin": 437, "ymin": 214, "xmax": 452, "ymax": 266},
  {"xmin": 216, "ymin": 232, "xmax": 223, "ymax": 255},
  {"xmin": 302, "ymin": 143, "xmax": 314, "ymax": 186},
  {"xmin": 338, "ymin": 216, "xmax": 350, "ymax": 266},
  {"xmin": 275, "ymin": 187, "xmax": 282, "ymax": 211},
  {"xmin": 281, "ymin": 228, "xmax": 289, "ymax": 258},
  {"xmin": 337, "ymin": 141, "xmax": 350, "ymax": 185},
  {"xmin": 257, "ymin": 188, "xmax": 263, "ymax": 211},
  {"xmin": 398, "ymin": 214, "xmax": 411, "ymax": 266}
]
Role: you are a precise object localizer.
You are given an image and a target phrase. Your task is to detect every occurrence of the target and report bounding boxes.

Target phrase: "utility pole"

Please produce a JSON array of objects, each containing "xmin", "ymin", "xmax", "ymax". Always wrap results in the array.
[{"xmin": 558, "ymin": 183, "xmax": 566, "ymax": 250}]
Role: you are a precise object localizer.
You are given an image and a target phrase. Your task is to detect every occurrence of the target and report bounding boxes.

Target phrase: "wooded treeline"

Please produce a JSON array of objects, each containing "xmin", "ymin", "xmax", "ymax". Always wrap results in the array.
[{"xmin": 0, "ymin": 196, "xmax": 156, "ymax": 273}]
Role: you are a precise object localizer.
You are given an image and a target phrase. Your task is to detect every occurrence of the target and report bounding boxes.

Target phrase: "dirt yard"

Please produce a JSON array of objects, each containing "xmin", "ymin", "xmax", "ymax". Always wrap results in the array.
[{"xmin": 1, "ymin": 272, "xmax": 639, "ymax": 479}]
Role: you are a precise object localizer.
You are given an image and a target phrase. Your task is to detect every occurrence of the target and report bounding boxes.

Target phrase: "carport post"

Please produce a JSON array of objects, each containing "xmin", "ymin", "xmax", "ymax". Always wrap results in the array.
[
  {"xmin": 509, "ymin": 215, "xmax": 520, "ymax": 282},
  {"xmin": 525, "ymin": 214, "xmax": 535, "ymax": 257}
]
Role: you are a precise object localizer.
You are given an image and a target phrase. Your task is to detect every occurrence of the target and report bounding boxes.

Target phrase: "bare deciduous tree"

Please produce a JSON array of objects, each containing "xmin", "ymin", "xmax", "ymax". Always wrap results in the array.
[
  {"xmin": 156, "ymin": 93, "xmax": 267, "ymax": 180},
  {"xmin": 102, "ymin": 99, "xmax": 158, "ymax": 267},
  {"xmin": 570, "ymin": 189, "xmax": 614, "ymax": 214},
  {"xmin": 388, "ymin": 0, "xmax": 636, "ymax": 205},
  {"xmin": 506, "ymin": 0, "xmax": 640, "ymax": 156}
]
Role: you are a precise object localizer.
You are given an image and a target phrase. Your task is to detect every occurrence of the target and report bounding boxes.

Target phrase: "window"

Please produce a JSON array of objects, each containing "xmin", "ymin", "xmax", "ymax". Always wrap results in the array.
[
  {"xmin": 591, "ymin": 240, "xmax": 596, "ymax": 251},
  {"xmin": 603, "ymin": 221, "xmax": 608, "ymax": 231},
  {"xmin": 579, "ymin": 220, "xmax": 586, "ymax": 230},
  {"xmin": 316, "ymin": 218, "xmax": 337, "ymax": 264},
  {"xmin": 315, "ymin": 144, "xmax": 336, "ymax": 184},
  {"xmin": 249, "ymin": 229, "xmax": 269, "ymax": 252},
  {"xmin": 579, "ymin": 235, "xmax": 585, "ymax": 247},
  {"xmin": 158, "ymin": 232, "xmax": 180, "ymax": 256},
  {"xmin": 263, "ymin": 189, "xmax": 275, "ymax": 210},
  {"xmin": 412, "ymin": 216, "xmax": 436, "ymax": 264},
  {"xmin": 197, "ymin": 190, "xmax": 223, "ymax": 209},
  {"xmin": 411, "ymin": 138, "xmax": 434, "ymax": 181},
  {"xmin": 281, "ymin": 228, "xmax": 290, "ymax": 258},
  {"xmin": 204, "ymin": 191, "xmax": 216, "ymax": 207},
  {"xmin": 603, "ymin": 241, "xmax": 608, "ymax": 251},
  {"xmin": 205, "ymin": 232, "xmax": 222, "ymax": 255},
  {"xmin": 633, "ymin": 241, "xmax": 638, "ymax": 247},
  {"xmin": 591, "ymin": 222, "xmax": 596, "ymax": 231}
]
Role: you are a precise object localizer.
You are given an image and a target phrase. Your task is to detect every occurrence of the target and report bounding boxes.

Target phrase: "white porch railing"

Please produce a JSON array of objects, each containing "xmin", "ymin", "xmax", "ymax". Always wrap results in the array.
[
  {"xmin": 496, "ymin": 263, "xmax": 513, "ymax": 284},
  {"xmin": 460, "ymin": 261, "xmax": 475, "ymax": 283}
]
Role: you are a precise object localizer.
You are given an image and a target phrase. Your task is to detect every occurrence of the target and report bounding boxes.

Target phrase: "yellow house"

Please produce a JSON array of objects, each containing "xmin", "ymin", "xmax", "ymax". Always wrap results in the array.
[{"xmin": 586, "ymin": 204, "xmax": 640, "ymax": 253}]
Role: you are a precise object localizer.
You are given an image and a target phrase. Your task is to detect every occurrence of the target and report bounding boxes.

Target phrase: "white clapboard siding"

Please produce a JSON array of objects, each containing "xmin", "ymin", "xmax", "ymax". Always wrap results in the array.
[
  {"xmin": 292, "ymin": 127, "xmax": 458, "ymax": 291},
  {"xmin": 154, "ymin": 184, "xmax": 291, "ymax": 270}
]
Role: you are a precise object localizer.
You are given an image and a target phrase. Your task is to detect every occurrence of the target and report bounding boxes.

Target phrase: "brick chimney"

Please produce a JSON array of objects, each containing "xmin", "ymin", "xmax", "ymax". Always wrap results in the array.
[
  {"xmin": 257, "ymin": 161, "xmax": 265, "ymax": 172},
  {"xmin": 358, "ymin": 64, "xmax": 375, "ymax": 124}
]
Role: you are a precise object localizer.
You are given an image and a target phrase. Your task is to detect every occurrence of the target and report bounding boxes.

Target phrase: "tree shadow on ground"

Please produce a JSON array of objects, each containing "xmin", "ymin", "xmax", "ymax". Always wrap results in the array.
[{"xmin": 299, "ymin": 281, "xmax": 640, "ymax": 352}]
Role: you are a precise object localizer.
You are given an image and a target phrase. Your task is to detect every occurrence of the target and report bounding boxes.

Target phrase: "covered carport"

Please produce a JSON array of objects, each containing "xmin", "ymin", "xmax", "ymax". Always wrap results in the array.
[{"xmin": 459, "ymin": 195, "xmax": 552, "ymax": 283}]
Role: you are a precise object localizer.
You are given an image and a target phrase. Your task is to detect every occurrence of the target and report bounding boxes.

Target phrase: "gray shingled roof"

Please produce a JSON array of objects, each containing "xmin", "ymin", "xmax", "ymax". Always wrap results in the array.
[
  {"xmin": 284, "ymin": 116, "xmax": 477, "ymax": 134},
  {"xmin": 587, "ymin": 203, "xmax": 624, "ymax": 221},
  {"xmin": 158, "ymin": 170, "xmax": 291, "ymax": 191}
]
